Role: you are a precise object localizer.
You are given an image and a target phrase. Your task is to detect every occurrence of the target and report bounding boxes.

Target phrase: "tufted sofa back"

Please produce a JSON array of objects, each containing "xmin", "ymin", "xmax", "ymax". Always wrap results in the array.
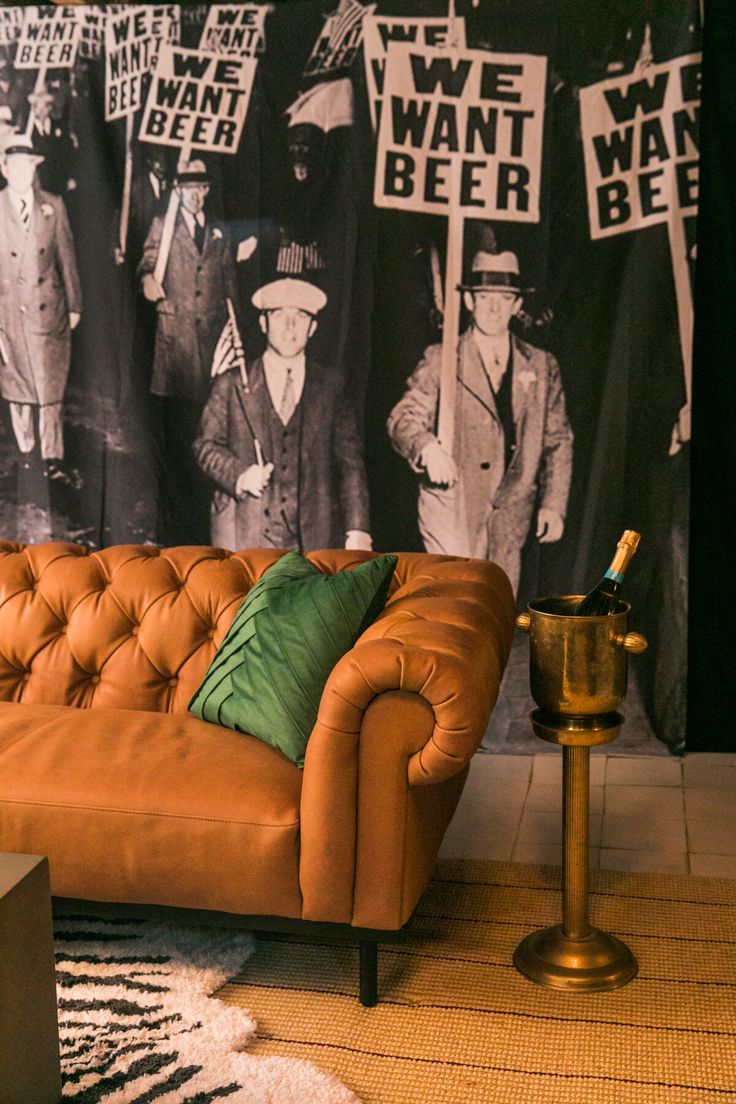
[{"xmin": 0, "ymin": 541, "xmax": 459, "ymax": 716}]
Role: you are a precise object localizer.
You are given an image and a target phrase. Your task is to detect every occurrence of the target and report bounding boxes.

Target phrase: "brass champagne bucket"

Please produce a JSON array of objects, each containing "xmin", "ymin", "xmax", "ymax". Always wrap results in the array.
[
  {"xmin": 519, "ymin": 596, "xmax": 647, "ymax": 743},
  {"xmin": 513, "ymin": 596, "xmax": 647, "ymax": 992}
]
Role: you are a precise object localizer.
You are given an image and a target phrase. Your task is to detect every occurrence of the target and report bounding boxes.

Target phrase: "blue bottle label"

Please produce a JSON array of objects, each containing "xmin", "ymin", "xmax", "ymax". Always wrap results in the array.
[{"xmin": 604, "ymin": 569, "xmax": 624, "ymax": 584}]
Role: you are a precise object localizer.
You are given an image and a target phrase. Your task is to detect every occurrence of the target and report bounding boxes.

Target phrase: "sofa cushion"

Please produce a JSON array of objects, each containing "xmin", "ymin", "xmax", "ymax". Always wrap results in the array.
[
  {"xmin": 0, "ymin": 701, "xmax": 303, "ymax": 917},
  {"xmin": 189, "ymin": 551, "xmax": 398, "ymax": 767}
]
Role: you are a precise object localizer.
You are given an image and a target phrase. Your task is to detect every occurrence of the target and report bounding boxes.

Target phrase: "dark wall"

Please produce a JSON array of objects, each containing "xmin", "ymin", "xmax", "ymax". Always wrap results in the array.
[{"xmin": 688, "ymin": 0, "xmax": 736, "ymax": 751}]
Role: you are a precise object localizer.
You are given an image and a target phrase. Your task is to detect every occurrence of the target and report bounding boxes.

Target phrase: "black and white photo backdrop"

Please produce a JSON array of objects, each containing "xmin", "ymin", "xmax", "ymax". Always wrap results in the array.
[{"xmin": 0, "ymin": 1, "xmax": 700, "ymax": 751}]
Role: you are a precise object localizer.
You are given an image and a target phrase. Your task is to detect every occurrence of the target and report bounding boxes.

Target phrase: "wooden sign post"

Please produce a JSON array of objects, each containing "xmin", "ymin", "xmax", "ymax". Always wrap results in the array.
[{"xmin": 374, "ymin": 36, "xmax": 547, "ymax": 553}]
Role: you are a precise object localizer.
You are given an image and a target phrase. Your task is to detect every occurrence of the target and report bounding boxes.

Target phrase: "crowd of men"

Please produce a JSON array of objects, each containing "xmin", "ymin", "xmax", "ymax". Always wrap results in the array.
[{"xmin": 0, "ymin": 52, "xmax": 573, "ymax": 593}]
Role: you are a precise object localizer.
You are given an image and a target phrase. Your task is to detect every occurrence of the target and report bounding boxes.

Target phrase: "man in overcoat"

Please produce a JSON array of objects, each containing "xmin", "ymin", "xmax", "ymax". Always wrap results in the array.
[
  {"xmin": 194, "ymin": 277, "xmax": 371, "ymax": 552},
  {"xmin": 0, "ymin": 133, "xmax": 81, "ymax": 481},
  {"xmin": 138, "ymin": 158, "xmax": 237, "ymax": 544},
  {"xmin": 387, "ymin": 251, "xmax": 573, "ymax": 594}
]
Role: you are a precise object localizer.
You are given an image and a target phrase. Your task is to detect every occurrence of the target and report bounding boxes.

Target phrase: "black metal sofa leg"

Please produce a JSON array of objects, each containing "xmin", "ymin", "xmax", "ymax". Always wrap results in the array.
[{"xmin": 358, "ymin": 940, "xmax": 378, "ymax": 1006}]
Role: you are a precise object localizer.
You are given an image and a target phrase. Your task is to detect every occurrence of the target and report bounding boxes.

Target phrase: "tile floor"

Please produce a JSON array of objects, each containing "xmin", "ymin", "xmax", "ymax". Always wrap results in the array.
[{"xmin": 440, "ymin": 750, "xmax": 736, "ymax": 878}]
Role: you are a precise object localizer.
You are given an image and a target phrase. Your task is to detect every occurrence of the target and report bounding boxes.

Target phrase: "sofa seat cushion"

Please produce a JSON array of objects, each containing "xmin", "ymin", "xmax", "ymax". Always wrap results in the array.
[{"xmin": 0, "ymin": 701, "xmax": 303, "ymax": 917}]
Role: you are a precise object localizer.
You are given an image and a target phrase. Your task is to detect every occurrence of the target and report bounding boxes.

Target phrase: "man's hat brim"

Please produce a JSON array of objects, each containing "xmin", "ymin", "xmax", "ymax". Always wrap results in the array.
[
  {"xmin": 2, "ymin": 145, "xmax": 44, "ymax": 162},
  {"xmin": 458, "ymin": 275, "xmax": 534, "ymax": 294}
]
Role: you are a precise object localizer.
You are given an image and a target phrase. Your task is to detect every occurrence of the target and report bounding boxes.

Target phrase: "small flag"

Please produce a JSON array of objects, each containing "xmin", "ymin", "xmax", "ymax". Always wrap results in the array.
[
  {"xmin": 211, "ymin": 298, "xmax": 248, "ymax": 388},
  {"xmin": 327, "ymin": 0, "xmax": 367, "ymax": 51}
]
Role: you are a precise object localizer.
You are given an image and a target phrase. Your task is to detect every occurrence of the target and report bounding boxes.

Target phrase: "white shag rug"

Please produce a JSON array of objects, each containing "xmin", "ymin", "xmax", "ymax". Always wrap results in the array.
[{"xmin": 54, "ymin": 914, "xmax": 361, "ymax": 1104}]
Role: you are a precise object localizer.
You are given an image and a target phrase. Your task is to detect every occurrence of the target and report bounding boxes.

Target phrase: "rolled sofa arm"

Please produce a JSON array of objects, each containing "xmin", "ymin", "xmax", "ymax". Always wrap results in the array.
[
  {"xmin": 318, "ymin": 556, "xmax": 514, "ymax": 785},
  {"xmin": 299, "ymin": 555, "xmax": 515, "ymax": 924}
]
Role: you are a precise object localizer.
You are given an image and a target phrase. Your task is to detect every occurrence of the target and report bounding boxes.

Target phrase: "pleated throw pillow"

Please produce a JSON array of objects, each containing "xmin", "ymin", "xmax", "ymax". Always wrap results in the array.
[{"xmin": 189, "ymin": 551, "xmax": 398, "ymax": 767}]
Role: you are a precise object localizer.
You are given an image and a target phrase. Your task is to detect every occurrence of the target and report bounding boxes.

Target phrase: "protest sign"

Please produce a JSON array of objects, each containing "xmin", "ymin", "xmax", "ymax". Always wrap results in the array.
[
  {"xmin": 363, "ymin": 14, "xmax": 466, "ymax": 131},
  {"xmin": 581, "ymin": 53, "xmax": 701, "ymax": 452},
  {"xmin": 375, "ymin": 42, "xmax": 547, "ymax": 222},
  {"xmin": 105, "ymin": 5, "xmax": 180, "ymax": 121},
  {"xmin": 0, "ymin": 8, "xmax": 21, "ymax": 47},
  {"xmin": 139, "ymin": 44, "xmax": 256, "ymax": 152},
  {"xmin": 78, "ymin": 8, "xmax": 106, "ymax": 60},
  {"xmin": 14, "ymin": 6, "xmax": 80, "ymax": 70},
  {"xmin": 304, "ymin": 0, "xmax": 375, "ymax": 77},
  {"xmin": 200, "ymin": 4, "xmax": 267, "ymax": 57},
  {"xmin": 580, "ymin": 54, "xmax": 700, "ymax": 239}
]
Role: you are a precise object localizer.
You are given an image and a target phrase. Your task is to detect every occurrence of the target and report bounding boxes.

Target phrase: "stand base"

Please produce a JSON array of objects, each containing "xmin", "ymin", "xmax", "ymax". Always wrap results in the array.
[{"xmin": 513, "ymin": 924, "xmax": 638, "ymax": 991}]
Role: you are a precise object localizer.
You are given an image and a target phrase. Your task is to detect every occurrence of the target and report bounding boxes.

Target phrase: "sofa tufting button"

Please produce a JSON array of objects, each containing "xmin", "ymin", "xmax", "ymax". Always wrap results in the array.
[
  {"xmin": 22, "ymin": 671, "xmax": 31, "ymax": 681},
  {"xmin": 169, "ymin": 677, "xmax": 178, "ymax": 688},
  {"xmin": 90, "ymin": 674, "xmax": 100, "ymax": 685},
  {"xmin": 207, "ymin": 629, "xmax": 214, "ymax": 639},
  {"xmin": 59, "ymin": 625, "xmax": 66, "ymax": 633},
  {"xmin": 131, "ymin": 626, "xmax": 139, "ymax": 636}
]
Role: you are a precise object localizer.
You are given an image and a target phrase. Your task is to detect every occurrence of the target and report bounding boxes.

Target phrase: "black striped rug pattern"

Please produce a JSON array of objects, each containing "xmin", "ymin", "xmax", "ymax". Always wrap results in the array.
[{"xmin": 54, "ymin": 915, "xmax": 360, "ymax": 1104}]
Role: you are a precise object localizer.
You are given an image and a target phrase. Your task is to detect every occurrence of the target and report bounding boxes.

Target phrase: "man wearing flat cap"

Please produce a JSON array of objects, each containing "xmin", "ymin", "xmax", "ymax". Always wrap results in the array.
[
  {"xmin": 387, "ymin": 250, "xmax": 573, "ymax": 593},
  {"xmin": 138, "ymin": 158, "xmax": 237, "ymax": 544},
  {"xmin": 0, "ymin": 132, "xmax": 82, "ymax": 483},
  {"xmin": 194, "ymin": 277, "xmax": 371, "ymax": 552}
]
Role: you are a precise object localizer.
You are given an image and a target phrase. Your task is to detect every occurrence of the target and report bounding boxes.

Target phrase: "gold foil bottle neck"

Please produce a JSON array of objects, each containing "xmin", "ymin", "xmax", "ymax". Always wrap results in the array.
[{"xmin": 619, "ymin": 530, "xmax": 641, "ymax": 551}]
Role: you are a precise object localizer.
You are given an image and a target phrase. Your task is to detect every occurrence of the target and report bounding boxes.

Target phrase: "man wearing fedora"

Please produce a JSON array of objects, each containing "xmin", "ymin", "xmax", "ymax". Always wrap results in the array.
[
  {"xmin": 138, "ymin": 158, "xmax": 237, "ymax": 544},
  {"xmin": 387, "ymin": 250, "xmax": 573, "ymax": 593},
  {"xmin": 0, "ymin": 132, "xmax": 82, "ymax": 482},
  {"xmin": 194, "ymin": 277, "xmax": 371, "ymax": 552}
]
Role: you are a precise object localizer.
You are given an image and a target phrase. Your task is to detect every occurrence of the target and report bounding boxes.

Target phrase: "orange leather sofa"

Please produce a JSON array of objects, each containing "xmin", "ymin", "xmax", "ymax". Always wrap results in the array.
[{"xmin": 0, "ymin": 542, "xmax": 514, "ymax": 1003}]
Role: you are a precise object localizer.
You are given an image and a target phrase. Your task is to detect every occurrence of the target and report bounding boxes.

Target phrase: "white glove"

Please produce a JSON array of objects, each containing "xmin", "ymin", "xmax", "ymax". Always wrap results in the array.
[
  {"xmin": 236, "ymin": 235, "xmax": 258, "ymax": 262},
  {"xmin": 236, "ymin": 462, "xmax": 274, "ymax": 499},
  {"xmin": 419, "ymin": 439, "xmax": 458, "ymax": 487},
  {"xmin": 345, "ymin": 530, "xmax": 373, "ymax": 551},
  {"xmin": 536, "ymin": 508, "xmax": 564, "ymax": 543},
  {"xmin": 668, "ymin": 403, "xmax": 691, "ymax": 456},
  {"xmin": 142, "ymin": 274, "xmax": 165, "ymax": 302}
]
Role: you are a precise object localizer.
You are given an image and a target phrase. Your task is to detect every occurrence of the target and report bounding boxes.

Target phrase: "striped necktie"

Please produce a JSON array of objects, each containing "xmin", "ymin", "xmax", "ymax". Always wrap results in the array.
[
  {"xmin": 19, "ymin": 198, "xmax": 30, "ymax": 231},
  {"xmin": 279, "ymin": 367, "xmax": 296, "ymax": 424}
]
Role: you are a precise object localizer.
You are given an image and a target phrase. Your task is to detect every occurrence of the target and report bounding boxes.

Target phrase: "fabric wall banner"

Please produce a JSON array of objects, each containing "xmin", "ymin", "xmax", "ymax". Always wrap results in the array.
[{"xmin": 0, "ymin": 0, "xmax": 699, "ymax": 754}]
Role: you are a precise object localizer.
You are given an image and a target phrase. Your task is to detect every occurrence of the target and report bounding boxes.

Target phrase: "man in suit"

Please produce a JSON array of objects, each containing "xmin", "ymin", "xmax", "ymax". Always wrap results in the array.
[
  {"xmin": 114, "ymin": 145, "xmax": 168, "ymax": 268},
  {"xmin": 0, "ymin": 133, "xmax": 82, "ymax": 482},
  {"xmin": 387, "ymin": 251, "xmax": 573, "ymax": 594},
  {"xmin": 27, "ymin": 85, "xmax": 77, "ymax": 197},
  {"xmin": 0, "ymin": 60, "xmax": 23, "ymax": 125},
  {"xmin": 138, "ymin": 158, "xmax": 237, "ymax": 544},
  {"xmin": 194, "ymin": 277, "xmax": 371, "ymax": 552}
]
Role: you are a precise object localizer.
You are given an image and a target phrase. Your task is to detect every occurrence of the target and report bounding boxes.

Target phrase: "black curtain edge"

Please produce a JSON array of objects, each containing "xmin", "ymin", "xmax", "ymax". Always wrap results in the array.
[{"xmin": 687, "ymin": 0, "xmax": 736, "ymax": 751}]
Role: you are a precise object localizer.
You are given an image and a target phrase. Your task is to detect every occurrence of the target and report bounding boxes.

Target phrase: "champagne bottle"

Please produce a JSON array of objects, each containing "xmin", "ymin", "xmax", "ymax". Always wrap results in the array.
[{"xmin": 574, "ymin": 530, "xmax": 641, "ymax": 616}]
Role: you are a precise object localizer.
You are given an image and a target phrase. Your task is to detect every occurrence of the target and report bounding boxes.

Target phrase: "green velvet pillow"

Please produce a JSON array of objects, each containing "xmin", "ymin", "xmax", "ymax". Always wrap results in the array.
[{"xmin": 189, "ymin": 552, "xmax": 398, "ymax": 767}]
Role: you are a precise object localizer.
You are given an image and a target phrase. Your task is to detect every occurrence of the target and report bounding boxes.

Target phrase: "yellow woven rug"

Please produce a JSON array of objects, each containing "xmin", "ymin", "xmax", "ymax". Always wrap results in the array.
[{"xmin": 217, "ymin": 859, "xmax": 736, "ymax": 1104}]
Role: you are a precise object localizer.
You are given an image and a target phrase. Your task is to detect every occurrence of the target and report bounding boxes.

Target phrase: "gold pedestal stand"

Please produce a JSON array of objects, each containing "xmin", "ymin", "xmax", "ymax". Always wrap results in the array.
[{"xmin": 513, "ymin": 597, "xmax": 647, "ymax": 993}]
